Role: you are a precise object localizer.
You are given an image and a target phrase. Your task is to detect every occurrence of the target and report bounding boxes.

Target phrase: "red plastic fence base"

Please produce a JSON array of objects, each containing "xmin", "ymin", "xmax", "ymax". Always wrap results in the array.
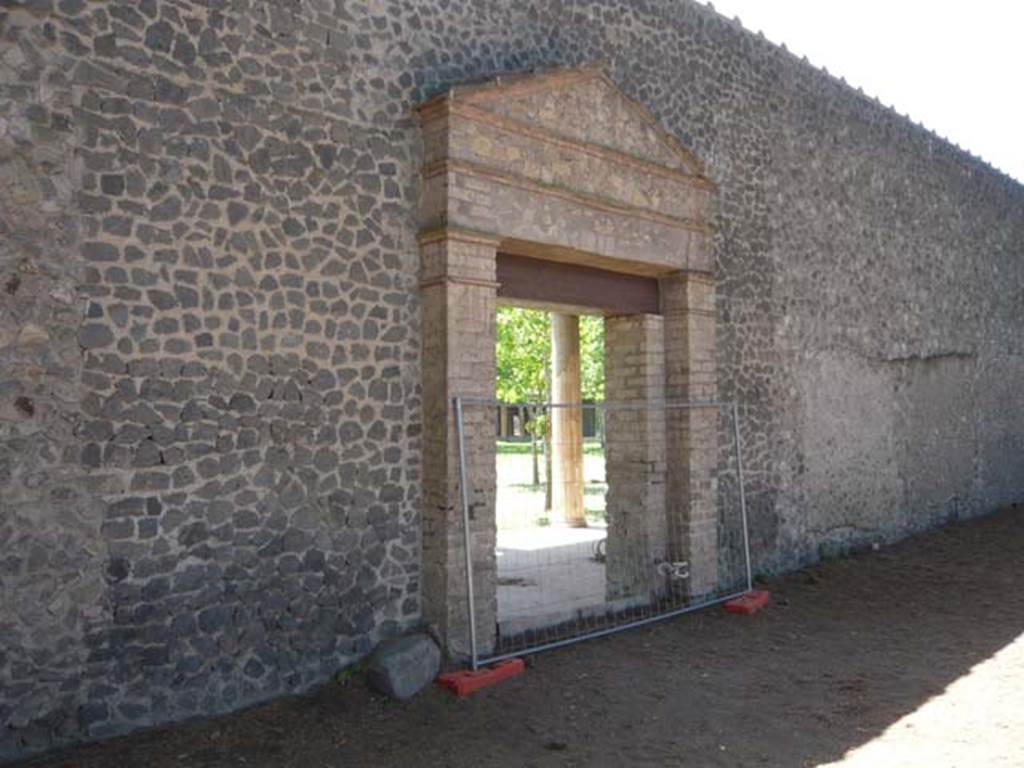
[
  {"xmin": 437, "ymin": 659, "xmax": 525, "ymax": 697},
  {"xmin": 724, "ymin": 590, "xmax": 771, "ymax": 615}
]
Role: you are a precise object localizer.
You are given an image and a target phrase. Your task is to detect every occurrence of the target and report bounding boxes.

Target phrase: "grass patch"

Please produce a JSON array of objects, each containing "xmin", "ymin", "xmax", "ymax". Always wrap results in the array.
[
  {"xmin": 496, "ymin": 440, "xmax": 535, "ymax": 455},
  {"xmin": 497, "ymin": 439, "xmax": 605, "ymax": 455},
  {"xmin": 335, "ymin": 662, "xmax": 361, "ymax": 686}
]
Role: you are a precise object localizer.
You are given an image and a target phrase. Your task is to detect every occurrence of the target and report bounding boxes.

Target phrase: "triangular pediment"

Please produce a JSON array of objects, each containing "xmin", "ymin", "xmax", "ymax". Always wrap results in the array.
[
  {"xmin": 445, "ymin": 65, "xmax": 705, "ymax": 177},
  {"xmin": 415, "ymin": 64, "xmax": 714, "ymax": 277}
]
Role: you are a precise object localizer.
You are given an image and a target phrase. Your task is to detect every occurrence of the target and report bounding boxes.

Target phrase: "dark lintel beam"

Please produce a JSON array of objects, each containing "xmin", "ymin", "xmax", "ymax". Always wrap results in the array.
[{"xmin": 496, "ymin": 253, "xmax": 660, "ymax": 315}]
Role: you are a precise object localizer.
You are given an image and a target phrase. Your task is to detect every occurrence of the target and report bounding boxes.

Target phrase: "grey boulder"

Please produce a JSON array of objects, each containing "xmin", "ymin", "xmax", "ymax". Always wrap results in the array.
[{"xmin": 365, "ymin": 634, "xmax": 441, "ymax": 700}]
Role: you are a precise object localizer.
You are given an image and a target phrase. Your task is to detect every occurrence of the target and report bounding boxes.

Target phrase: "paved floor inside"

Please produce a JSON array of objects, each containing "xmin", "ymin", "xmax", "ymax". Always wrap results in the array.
[{"xmin": 496, "ymin": 524, "xmax": 608, "ymax": 636}]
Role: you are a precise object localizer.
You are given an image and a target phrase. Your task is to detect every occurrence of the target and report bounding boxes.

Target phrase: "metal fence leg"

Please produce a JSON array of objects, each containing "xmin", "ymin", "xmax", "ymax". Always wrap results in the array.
[
  {"xmin": 732, "ymin": 402, "xmax": 753, "ymax": 593},
  {"xmin": 454, "ymin": 397, "xmax": 479, "ymax": 670}
]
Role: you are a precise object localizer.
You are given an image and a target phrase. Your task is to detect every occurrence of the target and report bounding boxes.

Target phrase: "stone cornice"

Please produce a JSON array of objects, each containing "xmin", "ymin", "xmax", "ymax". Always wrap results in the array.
[
  {"xmin": 419, "ymin": 275, "xmax": 501, "ymax": 290},
  {"xmin": 417, "ymin": 226, "xmax": 502, "ymax": 248},
  {"xmin": 422, "ymin": 158, "xmax": 712, "ymax": 236},
  {"xmin": 662, "ymin": 306, "xmax": 716, "ymax": 318},
  {"xmin": 660, "ymin": 270, "xmax": 717, "ymax": 286},
  {"xmin": 418, "ymin": 227, "xmax": 502, "ymax": 290}
]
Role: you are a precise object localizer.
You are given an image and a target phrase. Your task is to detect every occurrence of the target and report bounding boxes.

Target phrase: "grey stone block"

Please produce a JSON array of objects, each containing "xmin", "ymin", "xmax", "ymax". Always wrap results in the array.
[{"xmin": 365, "ymin": 634, "xmax": 440, "ymax": 701}]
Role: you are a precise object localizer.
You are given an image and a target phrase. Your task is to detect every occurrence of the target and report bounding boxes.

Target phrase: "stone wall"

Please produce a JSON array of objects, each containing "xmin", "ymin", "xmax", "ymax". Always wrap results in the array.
[
  {"xmin": 0, "ymin": 0, "xmax": 424, "ymax": 757},
  {"xmin": 2, "ymin": 0, "xmax": 1023, "ymax": 759}
]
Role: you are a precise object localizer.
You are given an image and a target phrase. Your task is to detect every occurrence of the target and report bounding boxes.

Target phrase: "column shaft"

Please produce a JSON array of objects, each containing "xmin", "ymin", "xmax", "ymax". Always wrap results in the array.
[{"xmin": 551, "ymin": 314, "xmax": 586, "ymax": 527}]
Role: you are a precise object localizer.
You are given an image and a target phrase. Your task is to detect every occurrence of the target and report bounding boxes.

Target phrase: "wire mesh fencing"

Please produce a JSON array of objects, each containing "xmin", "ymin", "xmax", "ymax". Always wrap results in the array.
[{"xmin": 454, "ymin": 398, "xmax": 752, "ymax": 668}]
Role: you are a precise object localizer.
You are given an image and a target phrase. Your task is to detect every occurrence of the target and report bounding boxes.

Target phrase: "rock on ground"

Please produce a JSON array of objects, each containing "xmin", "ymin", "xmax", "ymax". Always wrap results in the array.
[{"xmin": 365, "ymin": 634, "xmax": 441, "ymax": 700}]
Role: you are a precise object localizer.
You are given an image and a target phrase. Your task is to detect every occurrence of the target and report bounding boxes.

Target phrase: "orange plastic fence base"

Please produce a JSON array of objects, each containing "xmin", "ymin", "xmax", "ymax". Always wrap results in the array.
[
  {"xmin": 724, "ymin": 590, "xmax": 771, "ymax": 615},
  {"xmin": 437, "ymin": 659, "xmax": 525, "ymax": 697}
]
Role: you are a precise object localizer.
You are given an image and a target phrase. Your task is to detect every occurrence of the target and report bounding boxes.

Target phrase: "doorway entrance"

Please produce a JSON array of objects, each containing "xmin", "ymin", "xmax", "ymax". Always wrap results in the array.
[
  {"xmin": 494, "ymin": 306, "xmax": 607, "ymax": 638},
  {"xmin": 416, "ymin": 64, "xmax": 720, "ymax": 659}
]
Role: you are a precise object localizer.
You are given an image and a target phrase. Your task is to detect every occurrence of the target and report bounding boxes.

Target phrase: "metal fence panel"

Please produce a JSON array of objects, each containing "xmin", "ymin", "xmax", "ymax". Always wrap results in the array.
[{"xmin": 455, "ymin": 398, "xmax": 752, "ymax": 669}]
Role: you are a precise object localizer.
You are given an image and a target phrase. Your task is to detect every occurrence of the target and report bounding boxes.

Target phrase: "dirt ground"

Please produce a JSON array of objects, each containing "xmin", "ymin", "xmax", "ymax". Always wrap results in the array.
[{"xmin": 14, "ymin": 507, "xmax": 1024, "ymax": 768}]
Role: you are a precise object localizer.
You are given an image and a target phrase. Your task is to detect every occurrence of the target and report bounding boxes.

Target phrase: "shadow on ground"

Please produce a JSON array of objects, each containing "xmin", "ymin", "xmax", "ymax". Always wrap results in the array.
[{"xmin": 12, "ymin": 507, "xmax": 1024, "ymax": 767}]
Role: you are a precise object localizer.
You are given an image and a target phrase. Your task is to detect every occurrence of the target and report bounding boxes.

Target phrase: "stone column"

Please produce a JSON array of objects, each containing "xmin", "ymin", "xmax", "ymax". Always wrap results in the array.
[
  {"xmin": 419, "ymin": 228, "xmax": 500, "ymax": 658},
  {"xmin": 603, "ymin": 314, "xmax": 667, "ymax": 600},
  {"xmin": 551, "ymin": 313, "xmax": 586, "ymax": 527},
  {"xmin": 661, "ymin": 271, "xmax": 719, "ymax": 598}
]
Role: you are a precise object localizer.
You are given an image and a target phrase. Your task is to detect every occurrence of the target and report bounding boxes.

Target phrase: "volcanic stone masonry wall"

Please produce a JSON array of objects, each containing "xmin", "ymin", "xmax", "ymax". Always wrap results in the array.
[{"xmin": 1, "ymin": 0, "xmax": 1022, "ymax": 759}]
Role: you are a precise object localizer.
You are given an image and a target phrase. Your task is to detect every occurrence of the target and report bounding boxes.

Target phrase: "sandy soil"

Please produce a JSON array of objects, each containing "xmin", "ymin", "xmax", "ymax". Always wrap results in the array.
[{"xmin": 14, "ymin": 507, "xmax": 1024, "ymax": 768}]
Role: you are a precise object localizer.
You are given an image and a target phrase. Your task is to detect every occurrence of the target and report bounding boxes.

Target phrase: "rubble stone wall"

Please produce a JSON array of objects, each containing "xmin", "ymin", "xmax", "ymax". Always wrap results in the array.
[{"xmin": 1, "ymin": 0, "xmax": 1022, "ymax": 758}]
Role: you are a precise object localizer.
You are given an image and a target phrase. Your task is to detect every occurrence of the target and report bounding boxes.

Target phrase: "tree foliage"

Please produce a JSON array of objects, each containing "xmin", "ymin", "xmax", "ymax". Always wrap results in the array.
[
  {"xmin": 495, "ymin": 307, "xmax": 551, "ymax": 404},
  {"xmin": 579, "ymin": 314, "xmax": 605, "ymax": 402},
  {"xmin": 496, "ymin": 307, "xmax": 604, "ymax": 403}
]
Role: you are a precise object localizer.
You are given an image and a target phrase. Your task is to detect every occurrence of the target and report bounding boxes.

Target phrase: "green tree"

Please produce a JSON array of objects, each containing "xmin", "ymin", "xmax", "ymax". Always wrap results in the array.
[
  {"xmin": 579, "ymin": 314, "xmax": 605, "ymax": 402},
  {"xmin": 579, "ymin": 314, "xmax": 605, "ymax": 447},
  {"xmin": 496, "ymin": 308, "xmax": 605, "ymax": 403},
  {"xmin": 495, "ymin": 307, "xmax": 551, "ymax": 404},
  {"xmin": 496, "ymin": 308, "xmax": 551, "ymax": 488},
  {"xmin": 496, "ymin": 308, "xmax": 605, "ymax": 494}
]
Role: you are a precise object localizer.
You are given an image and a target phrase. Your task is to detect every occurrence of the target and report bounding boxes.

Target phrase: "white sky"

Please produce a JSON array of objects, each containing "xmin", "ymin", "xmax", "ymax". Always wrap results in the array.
[{"xmin": 704, "ymin": 0, "xmax": 1024, "ymax": 183}]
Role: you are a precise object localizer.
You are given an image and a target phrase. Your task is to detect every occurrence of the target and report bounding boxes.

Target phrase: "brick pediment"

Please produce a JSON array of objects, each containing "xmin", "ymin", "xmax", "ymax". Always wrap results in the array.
[
  {"xmin": 450, "ymin": 65, "xmax": 704, "ymax": 177},
  {"xmin": 416, "ymin": 65, "xmax": 713, "ymax": 274},
  {"xmin": 419, "ymin": 64, "xmax": 706, "ymax": 179}
]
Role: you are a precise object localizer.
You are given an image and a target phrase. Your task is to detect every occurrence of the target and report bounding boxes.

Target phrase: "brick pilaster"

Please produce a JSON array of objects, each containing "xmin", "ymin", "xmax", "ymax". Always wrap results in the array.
[
  {"xmin": 604, "ymin": 314, "xmax": 667, "ymax": 599},
  {"xmin": 661, "ymin": 271, "xmax": 719, "ymax": 597},
  {"xmin": 419, "ymin": 229, "xmax": 499, "ymax": 657}
]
